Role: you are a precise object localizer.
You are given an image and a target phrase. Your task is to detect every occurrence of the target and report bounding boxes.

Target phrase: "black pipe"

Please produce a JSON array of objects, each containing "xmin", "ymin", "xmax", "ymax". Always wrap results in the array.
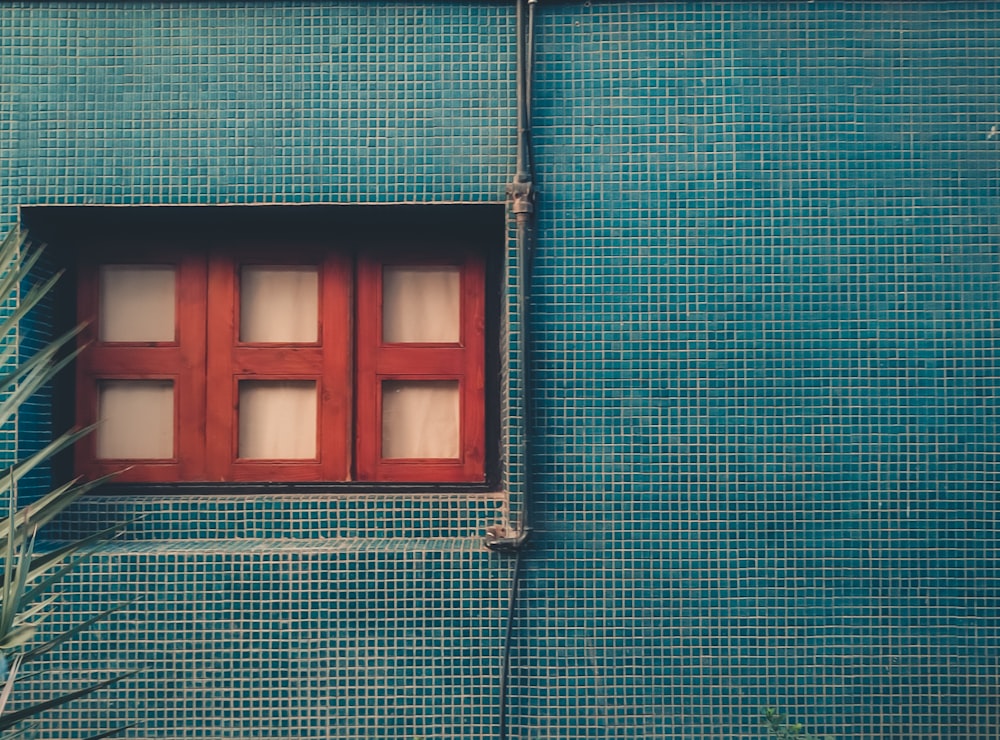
[
  {"xmin": 490, "ymin": 0, "xmax": 535, "ymax": 554},
  {"xmin": 491, "ymin": 2, "xmax": 538, "ymax": 739}
]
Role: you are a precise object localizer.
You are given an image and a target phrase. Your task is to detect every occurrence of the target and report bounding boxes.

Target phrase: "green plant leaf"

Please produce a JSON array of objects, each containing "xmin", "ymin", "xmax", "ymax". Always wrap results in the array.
[
  {"xmin": 0, "ymin": 464, "xmax": 113, "ymax": 551},
  {"xmin": 17, "ymin": 520, "xmax": 131, "ymax": 603},
  {"xmin": 0, "ymin": 231, "xmax": 41, "ymax": 297},
  {"xmin": 0, "ymin": 271, "xmax": 68, "ymax": 353},
  {"xmin": 23, "ymin": 598, "xmax": 141, "ymax": 664},
  {"xmin": 0, "ymin": 229, "xmax": 23, "ymax": 273},
  {"xmin": 0, "ymin": 654, "xmax": 23, "ymax": 717},
  {"xmin": 0, "ymin": 720, "xmax": 37, "ymax": 740},
  {"xmin": 0, "ymin": 341, "xmax": 87, "ymax": 435},
  {"xmin": 2, "ymin": 477, "xmax": 17, "ymax": 615},
  {"xmin": 0, "ymin": 623, "xmax": 37, "ymax": 651},
  {"xmin": 0, "ymin": 233, "xmax": 46, "ymax": 321},
  {"xmin": 11, "ymin": 593, "xmax": 59, "ymax": 627},
  {"xmin": 0, "ymin": 321, "xmax": 84, "ymax": 401},
  {"xmin": 0, "ymin": 229, "xmax": 133, "ymax": 733},
  {"xmin": 81, "ymin": 723, "xmax": 140, "ymax": 740},
  {"xmin": 0, "ymin": 667, "xmax": 142, "ymax": 731},
  {"xmin": 0, "ymin": 480, "xmax": 34, "ymax": 639}
]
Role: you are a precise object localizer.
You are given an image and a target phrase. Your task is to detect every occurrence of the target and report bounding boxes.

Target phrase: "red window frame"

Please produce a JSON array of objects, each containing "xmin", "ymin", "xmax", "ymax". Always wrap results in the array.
[
  {"xmin": 74, "ymin": 250, "xmax": 209, "ymax": 481},
  {"xmin": 203, "ymin": 248, "xmax": 353, "ymax": 482},
  {"xmin": 74, "ymin": 245, "xmax": 486, "ymax": 485},
  {"xmin": 355, "ymin": 252, "xmax": 486, "ymax": 483}
]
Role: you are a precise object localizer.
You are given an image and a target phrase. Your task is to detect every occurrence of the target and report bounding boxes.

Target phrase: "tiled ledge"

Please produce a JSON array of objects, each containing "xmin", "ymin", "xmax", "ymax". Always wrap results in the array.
[
  {"xmin": 45, "ymin": 492, "xmax": 508, "ymax": 542},
  {"xmin": 61, "ymin": 536, "xmax": 498, "ymax": 555}
]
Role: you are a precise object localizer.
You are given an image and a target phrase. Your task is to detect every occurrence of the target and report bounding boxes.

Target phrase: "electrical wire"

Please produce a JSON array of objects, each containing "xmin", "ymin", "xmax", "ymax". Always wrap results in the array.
[
  {"xmin": 494, "ymin": 2, "xmax": 537, "ymax": 739},
  {"xmin": 497, "ymin": 551, "xmax": 522, "ymax": 740}
]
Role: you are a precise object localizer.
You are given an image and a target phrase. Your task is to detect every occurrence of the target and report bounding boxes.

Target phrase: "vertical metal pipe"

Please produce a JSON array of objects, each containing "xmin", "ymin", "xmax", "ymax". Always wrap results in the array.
[
  {"xmin": 491, "ymin": 0, "xmax": 534, "ymax": 550},
  {"xmin": 493, "ymin": 3, "xmax": 537, "ymax": 740},
  {"xmin": 511, "ymin": 0, "xmax": 535, "ymax": 537},
  {"xmin": 526, "ymin": 0, "xmax": 536, "ymax": 148},
  {"xmin": 514, "ymin": 0, "xmax": 528, "ymax": 184},
  {"xmin": 515, "ymin": 212, "xmax": 533, "ymax": 536}
]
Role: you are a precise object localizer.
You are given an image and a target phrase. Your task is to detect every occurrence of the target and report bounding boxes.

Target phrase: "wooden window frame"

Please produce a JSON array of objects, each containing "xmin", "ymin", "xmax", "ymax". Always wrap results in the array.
[
  {"xmin": 204, "ymin": 248, "xmax": 353, "ymax": 482},
  {"xmin": 74, "ymin": 246, "xmax": 486, "ymax": 485},
  {"xmin": 355, "ymin": 252, "xmax": 486, "ymax": 483},
  {"xmin": 74, "ymin": 250, "xmax": 209, "ymax": 481}
]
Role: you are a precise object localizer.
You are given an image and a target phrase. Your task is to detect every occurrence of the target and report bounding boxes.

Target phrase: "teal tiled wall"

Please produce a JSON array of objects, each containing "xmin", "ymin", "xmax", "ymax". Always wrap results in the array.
[
  {"xmin": 2, "ymin": 3, "xmax": 517, "ymax": 738},
  {"xmin": 515, "ymin": 3, "xmax": 1000, "ymax": 739},
  {"xmin": 2, "ymin": 2, "xmax": 1000, "ymax": 739}
]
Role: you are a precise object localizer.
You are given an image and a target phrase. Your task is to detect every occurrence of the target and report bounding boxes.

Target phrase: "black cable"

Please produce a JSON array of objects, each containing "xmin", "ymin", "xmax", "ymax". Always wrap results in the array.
[
  {"xmin": 525, "ymin": 0, "xmax": 537, "ymax": 180},
  {"xmin": 497, "ymin": 551, "xmax": 522, "ymax": 740},
  {"xmin": 495, "ymin": 3, "xmax": 537, "ymax": 739}
]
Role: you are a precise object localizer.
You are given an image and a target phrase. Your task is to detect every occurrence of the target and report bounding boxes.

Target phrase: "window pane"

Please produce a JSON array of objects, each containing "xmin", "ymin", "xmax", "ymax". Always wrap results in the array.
[
  {"xmin": 238, "ymin": 380, "xmax": 317, "ymax": 459},
  {"xmin": 97, "ymin": 380, "xmax": 174, "ymax": 459},
  {"xmin": 383, "ymin": 266, "xmax": 460, "ymax": 343},
  {"xmin": 99, "ymin": 265, "xmax": 176, "ymax": 342},
  {"xmin": 240, "ymin": 266, "xmax": 318, "ymax": 343},
  {"xmin": 382, "ymin": 380, "xmax": 459, "ymax": 459}
]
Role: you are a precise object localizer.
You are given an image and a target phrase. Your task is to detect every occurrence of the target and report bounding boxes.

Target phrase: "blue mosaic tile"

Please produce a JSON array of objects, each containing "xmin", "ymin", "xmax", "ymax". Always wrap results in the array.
[{"xmin": 1, "ymin": 2, "xmax": 1000, "ymax": 739}]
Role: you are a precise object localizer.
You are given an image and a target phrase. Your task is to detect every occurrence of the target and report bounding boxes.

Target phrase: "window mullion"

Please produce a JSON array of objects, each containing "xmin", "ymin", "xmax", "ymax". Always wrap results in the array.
[{"xmin": 204, "ymin": 249, "xmax": 237, "ymax": 481}]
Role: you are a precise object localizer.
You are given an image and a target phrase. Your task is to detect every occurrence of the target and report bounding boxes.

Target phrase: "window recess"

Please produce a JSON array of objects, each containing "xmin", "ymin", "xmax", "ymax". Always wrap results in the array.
[{"xmin": 73, "ymin": 244, "xmax": 486, "ymax": 485}]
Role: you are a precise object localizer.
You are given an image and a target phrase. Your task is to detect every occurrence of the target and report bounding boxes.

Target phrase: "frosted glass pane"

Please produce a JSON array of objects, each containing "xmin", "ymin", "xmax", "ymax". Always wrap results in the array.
[
  {"xmin": 383, "ymin": 266, "xmax": 460, "ymax": 343},
  {"xmin": 240, "ymin": 266, "xmax": 318, "ymax": 343},
  {"xmin": 382, "ymin": 380, "xmax": 459, "ymax": 459},
  {"xmin": 238, "ymin": 381, "xmax": 316, "ymax": 459},
  {"xmin": 99, "ymin": 265, "xmax": 175, "ymax": 342},
  {"xmin": 97, "ymin": 380, "xmax": 174, "ymax": 459}
]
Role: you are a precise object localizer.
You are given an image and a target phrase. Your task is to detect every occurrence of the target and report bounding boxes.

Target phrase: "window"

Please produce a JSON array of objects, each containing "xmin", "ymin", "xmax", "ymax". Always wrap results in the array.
[{"xmin": 70, "ymin": 235, "xmax": 488, "ymax": 485}]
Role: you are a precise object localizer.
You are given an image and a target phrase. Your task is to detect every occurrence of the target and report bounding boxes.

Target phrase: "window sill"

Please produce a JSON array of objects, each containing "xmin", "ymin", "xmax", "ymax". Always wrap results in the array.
[
  {"xmin": 44, "ymin": 489, "xmax": 508, "ymax": 543},
  {"xmin": 40, "ymin": 536, "xmax": 497, "ymax": 555},
  {"xmin": 96, "ymin": 481, "xmax": 500, "ymax": 496}
]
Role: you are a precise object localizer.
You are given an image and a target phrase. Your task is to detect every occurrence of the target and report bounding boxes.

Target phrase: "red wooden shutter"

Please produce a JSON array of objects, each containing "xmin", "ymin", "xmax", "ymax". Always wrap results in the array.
[
  {"xmin": 74, "ymin": 251, "xmax": 208, "ymax": 483},
  {"xmin": 204, "ymin": 248, "xmax": 352, "ymax": 482},
  {"xmin": 355, "ymin": 252, "xmax": 485, "ymax": 482}
]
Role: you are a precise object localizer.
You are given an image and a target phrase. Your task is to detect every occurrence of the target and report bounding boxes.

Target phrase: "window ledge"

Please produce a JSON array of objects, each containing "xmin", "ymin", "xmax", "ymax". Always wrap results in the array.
[
  {"xmin": 38, "ymin": 536, "xmax": 496, "ymax": 555},
  {"xmin": 44, "ymin": 490, "xmax": 509, "ymax": 543},
  {"xmin": 97, "ymin": 482, "xmax": 500, "ymax": 496}
]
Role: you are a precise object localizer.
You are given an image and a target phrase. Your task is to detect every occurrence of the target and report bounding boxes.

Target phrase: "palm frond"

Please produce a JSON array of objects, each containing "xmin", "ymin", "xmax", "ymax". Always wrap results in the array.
[
  {"xmin": 17, "ymin": 521, "xmax": 131, "ymax": 601},
  {"xmin": 0, "ymin": 228, "xmax": 138, "ymax": 733},
  {"xmin": 0, "ymin": 654, "xmax": 23, "ymax": 717},
  {"xmin": 0, "ymin": 271, "xmax": 67, "ymax": 351},
  {"xmin": 0, "ymin": 461, "xmax": 113, "ymax": 550},
  {"xmin": 0, "ymin": 624, "xmax": 38, "ymax": 652},
  {"xmin": 0, "ymin": 322, "xmax": 85, "ymax": 402},
  {"xmin": 0, "ymin": 668, "xmax": 142, "ymax": 732},
  {"xmin": 81, "ymin": 723, "xmax": 140, "ymax": 740},
  {"xmin": 10, "ymin": 593, "xmax": 59, "ymax": 628},
  {"xmin": 22, "ymin": 598, "xmax": 141, "ymax": 664}
]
